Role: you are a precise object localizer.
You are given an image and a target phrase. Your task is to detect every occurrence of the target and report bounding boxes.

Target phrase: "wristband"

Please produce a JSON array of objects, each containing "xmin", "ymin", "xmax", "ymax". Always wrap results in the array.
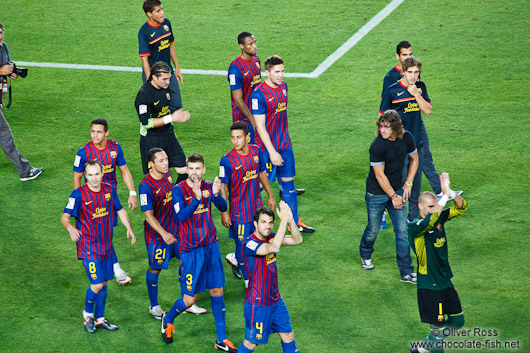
[
  {"xmin": 437, "ymin": 195, "xmax": 449, "ymax": 207},
  {"xmin": 448, "ymin": 189, "xmax": 456, "ymax": 200},
  {"xmin": 391, "ymin": 193, "xmax": 398, "ymax": 200},
  {"xmin": 129, "ymin": 191, "xmax": 137, "ymax": 196},
  {"xmin": 163, "ymin": 115, "xmax": 172, "ymax": 125}
]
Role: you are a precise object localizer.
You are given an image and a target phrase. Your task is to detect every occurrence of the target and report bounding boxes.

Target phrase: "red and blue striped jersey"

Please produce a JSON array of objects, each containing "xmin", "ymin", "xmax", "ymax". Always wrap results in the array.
[
  {"xmin": 139, "ymin": 172, "xmax": 177, "ymax": 245},
  {"xmin": 138, "ymin": 19, "xmax": 175, "ymax": 71},
  {"xmin": 228, "ymin": 56, "xmax": 261, "ymax": 124},
  {"xmin": 73, "ymin": 140, "xmax": 127, "ymax": 188},
  {"xmin": 251, "ymin": 81, "xmax": 291, "ymax": 152},
  {"xmin": 380, "ymin": 80, "xmax": 431, "ymax": 147},
  {"xmin": 243, "ymin": 233, "xmax": 281, "ymax": 306},
  {"xmin": 64, "ymin": 183, "xmax": 123, "ymax": 260},
  {"xmin": 172, "ymin": 180, "xmax": 228, "ymax": 253},
  {"xmin": 219, "ymin": 144, "xmax": 265, "ymax": 223}
]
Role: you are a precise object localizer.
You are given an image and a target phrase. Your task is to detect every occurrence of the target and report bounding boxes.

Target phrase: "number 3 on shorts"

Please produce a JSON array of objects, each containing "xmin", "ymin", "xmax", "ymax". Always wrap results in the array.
[{"xmin": 186, "ymin": 274, "xmax": 193, "ymax": 285}]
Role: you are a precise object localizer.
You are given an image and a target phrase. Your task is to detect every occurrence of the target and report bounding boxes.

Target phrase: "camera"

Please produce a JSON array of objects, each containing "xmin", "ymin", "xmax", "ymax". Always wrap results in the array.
[{"xmin": 10, "ymin": 62, "xmax": 28, "ymax": 78}]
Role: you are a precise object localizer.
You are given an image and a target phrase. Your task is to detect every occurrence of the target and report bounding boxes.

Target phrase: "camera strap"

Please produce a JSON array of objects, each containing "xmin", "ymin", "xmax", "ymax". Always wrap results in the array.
[{"xmin": 0, "ymin": 79, "xmax": 12, "ymax": 109}]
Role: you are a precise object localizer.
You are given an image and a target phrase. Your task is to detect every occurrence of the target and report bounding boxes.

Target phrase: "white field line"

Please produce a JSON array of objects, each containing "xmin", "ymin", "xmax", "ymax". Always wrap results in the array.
[{"xmin": 17, "ymin": 0, "xmax": 404, "ymax": 79}]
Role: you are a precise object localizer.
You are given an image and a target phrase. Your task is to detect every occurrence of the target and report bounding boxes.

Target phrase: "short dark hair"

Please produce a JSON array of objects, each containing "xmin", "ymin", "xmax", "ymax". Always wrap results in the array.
[
  {"xmin": 148, "ymin": 147, "xmax": 165, "ymax": 163},
  {"xmin": 377, "ymin": 110, "xmax": 404, "ymax": 140},
  {"xmin": 402, "ymin": 56, "xmax": 422, "ymax": 74},
  {"xmin": 237, "ymin": 32, "xmax": 253, "ymax": 45},
  {"xmin": 84, "ymin": 159, "xmax": 103, "ymax": 173},
  {"xmin": 143, "ymin": 0, "xmax": 162, "ymax": 14},
  {"xmin": 396, "ymin": 40, "xmax": 412, "ymax": 55},
  {"xmin": 265, "ymin": 55, "xmax": 283, "ymax": 71},
  {"xmin": 0, "ymin": 23, "xmax": 4, "ymax": 32},
  {"xmin": 91, "ymin": 118, "xmax": 108, "ymax": 132},
  {"xmin": 230, "ymin": 121, "xmax": 248, "ymax": 136},
  {"xmin": 186, "ymin": 153, "xmax": 205, "ymax": 166},
  {"xmin": 253, "ymin": 207, "xmax": 275, "ymax": 223}
]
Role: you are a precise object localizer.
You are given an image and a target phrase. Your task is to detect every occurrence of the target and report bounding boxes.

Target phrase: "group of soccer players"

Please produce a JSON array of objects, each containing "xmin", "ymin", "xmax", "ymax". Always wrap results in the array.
[{"xmin": 60, "ymin": 1, "xmax": 310, "ymax": 352}]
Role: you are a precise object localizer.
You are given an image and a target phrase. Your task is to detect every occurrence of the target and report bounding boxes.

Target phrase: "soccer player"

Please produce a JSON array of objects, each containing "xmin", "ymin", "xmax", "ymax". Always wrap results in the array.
[
  {"xmin": 162, "ymin": 153, "xmax": 237, "ymax": 352},
  {"xmin": 219, "ymin": 121, "xmax": 276, "ymax": 286},
  {"xmin": 359, "ymin": 110, "xmax": 418, "ymax": 283},
  {"xmin": 381, "ymin": 41, "xmax": 444, "ymax": 203},
  {"xmin": 251, "ymin": 55, "xmax": 313, "ymax": 233},
  {"xmin": 73, "ymin": 118, "xmax": 137, "ymax": 285},
  {"xmin": 237, "ymin": 202, "xmax": 302, "ymax": 353},
  {"xmin": 380, "ymin": 56, "xmax": 432, "ymax": 222},
  {"xmin": 408, "ymin": 173, "xmax": 467, "ymax": 353},
  {"xmin": 134, "ymin": 61, "xmax": 190, "ymax": 180},
  {"xmin": 228, "ymin": 32, "xmax": 261, "ymax": 144},
  {"xmin": 139, "ymin": 0, "xmax": 183, "ymax": 112},
  {"xmin": 61, "ymin": 160, "xmax": 136, "ymax": 333},
  {"xmin": 140, "ymin": 148, "xmax": 206, "ymax": 319}
]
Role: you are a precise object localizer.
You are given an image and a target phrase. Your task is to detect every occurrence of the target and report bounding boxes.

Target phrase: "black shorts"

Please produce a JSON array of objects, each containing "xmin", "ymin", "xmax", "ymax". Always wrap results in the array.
[
  {"xmin": 417, "ymin": 283, "xmax": 462, "ymax": 325},
  {"xmin": 140, "ymin": 133, "xmax": 186, "ymax": 174}
]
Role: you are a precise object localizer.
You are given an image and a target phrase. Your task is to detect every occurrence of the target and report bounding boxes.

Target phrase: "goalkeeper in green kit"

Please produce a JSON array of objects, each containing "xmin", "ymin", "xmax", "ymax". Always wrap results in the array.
[{"xmin": 408, "ymin": 172, "xmax": 467, "ymax": 353}]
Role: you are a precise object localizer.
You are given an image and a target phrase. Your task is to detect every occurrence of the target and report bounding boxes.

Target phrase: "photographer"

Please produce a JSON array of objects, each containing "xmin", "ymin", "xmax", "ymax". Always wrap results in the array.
[{"xmin": 0, "ymin": 22, "xmax": 43, "ymax": 181}]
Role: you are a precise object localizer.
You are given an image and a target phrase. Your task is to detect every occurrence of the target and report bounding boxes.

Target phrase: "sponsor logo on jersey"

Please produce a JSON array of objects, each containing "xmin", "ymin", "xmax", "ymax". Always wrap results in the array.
[
  {"xmin": 397, "ymin": 91, "xmax": 405, "ymax": 96},
  {"xmin": 154, "ymin": 100, "xmax": 160, "ymax": 105},
  {"xmin": 150, "ymin": 32, "xmax": 156, "ymax": 37},
  {"xmin": 158, "ymin": 39, "xmax": 170, "ymax": 52},
  {"xmin": 252, "ymin": 98, "xmax": 258, "ymax": 110},
  {"xmin": 163, "ymin": 191, "xmax": 172, "ymax": 205},
  {"xmin": 229, "ymin": 74, "xmax": 236, "ymax": 86},
  {"xmin": 244, "ymin": 71, "xmax": 249, "ymax": 76},
  {"xmin": 156, "ymin": 188, "xmax": 161, "ymax": 194},
  {"xmin": 74, "ymin": 155, "xmax": 81, "ymax": 167},
  {"xmin": 139, "ymin": 104, "xmax": 147, "ymax": 115},
  {"xmin": 185, "ymin": 196, "xmax": 193, "ymax": 201},
  {"xmin": 103, "ymin": 164, "xmax": 114, "ymax": 174},
  {"xmin": 266, "ymin": 253, "xmax": 276, "ymax": 265},
  {"xmin": 85, "ymin": 201, "xmax": 93, "ymax": 205},
  {"xmin": 275, "ymin": 102, "xmax": 287, "ymax": 114},
  {"xmin": 235, "ymin": 165, "xmax": 243, "ymax": 170},
  {"xmin": 246, "ymin": 240, "xmax": 259, "ymax": 250},
  {"xmin": 140, "ymin": 194, "xmax": 148, "ymax": 206},
  {"xmin": 243, "ymin": 170, "xmax": 258, "ymax": 182},
  {"xmin": 219, "ymin": 166, "xmax": 225, "ymax": 178},
  {"xmin": 174, "ymin": 202, "xmax": 180, "ymax": 213},
  {"xmin": 404, "ymin": 102, "xmax": 420, "ymax": 113},
  {"xmin": 92, "ymin": 207, "xmax": 109, "ymax": 219},
  {"xmin": 251, "ymin": 75, "xmax": 260, "ymax": 87},
  {"xmin": 434, "ymin": 237, "xmax": 446, "ymax": 248},
  {"xmin": 194, "ymin": 204, "xmax": 209, "ymax": 215}
]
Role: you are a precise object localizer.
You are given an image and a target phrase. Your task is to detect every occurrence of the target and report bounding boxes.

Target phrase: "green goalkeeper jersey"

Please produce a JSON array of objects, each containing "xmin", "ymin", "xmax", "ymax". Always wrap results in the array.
[{"xmin": 408, "ymin": 200, "xmax": 468, "ymax": 290}]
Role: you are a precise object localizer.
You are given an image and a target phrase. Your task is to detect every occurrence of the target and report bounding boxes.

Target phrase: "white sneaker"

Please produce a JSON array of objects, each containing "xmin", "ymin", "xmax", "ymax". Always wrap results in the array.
[
  {"xmin": 185, "ymin": 304, "xmax": 207, "ymax": 315},
  {"xmin": 149, "ymin": 305, "xmax": 164, "ymax": 320},
  {"xmin": 115, "ymin": 271, "xmax": 132, "ymax": 285},
  {"xmin": 361, "ymin": 258, "xmax": 374, "ymax": 270},
  {"xmin": 225, "ymin": 253, "xmax": 238, "ymax": 267}
]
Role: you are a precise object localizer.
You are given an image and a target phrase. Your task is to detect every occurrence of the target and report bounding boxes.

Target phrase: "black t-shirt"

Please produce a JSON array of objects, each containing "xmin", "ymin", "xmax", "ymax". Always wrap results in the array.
[
  {"xmin": 134, "ymin": 83, "xmax": 173, "ymax": 135},
  {"xmin": 366, "ymin": 131, "xmax": 416, "ymax": 195}
]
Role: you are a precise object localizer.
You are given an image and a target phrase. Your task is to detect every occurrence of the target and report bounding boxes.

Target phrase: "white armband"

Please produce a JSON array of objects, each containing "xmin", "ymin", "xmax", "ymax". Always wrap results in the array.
[
  {"xmin": 163, "ymin": 115, "xmax": 172, "ymax": 125},
  {"xmin": 437, "ymin": 195, "xmax": 449, "ymax": 207}
]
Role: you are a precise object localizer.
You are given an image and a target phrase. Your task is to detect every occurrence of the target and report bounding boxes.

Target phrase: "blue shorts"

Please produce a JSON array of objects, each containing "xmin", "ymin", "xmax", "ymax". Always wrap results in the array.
[
  {"xmin": 82, "ymin": 258, "xmax": 114, "ymax": 284},
  {"xmin": 180, "ymin": 242, "xmax": 225, "ymax": 295},
  {"xmin": 146, "ymin": 242, "xmax": 180, "ymax": 270},
  {"xmin": 262, "ymin": 147, "xmax": 296, "ymax": 182},
  {"xmin": 228, "ymin": 221, "xmax": 254, "ymax": 242},
  {"xmin": 244, "ymin": 298, "xmax": 293, "ymax": 344}
]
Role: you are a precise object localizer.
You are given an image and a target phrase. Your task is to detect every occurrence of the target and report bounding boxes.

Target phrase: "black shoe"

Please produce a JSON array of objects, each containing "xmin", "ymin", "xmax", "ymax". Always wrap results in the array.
[
  {"xmin": 95, "ymin": 318, "xmax": 118, "ymax": 331},
  {"xmin": 161, "ymin": 312, "xmax": 174, "ymax": 344},
  {"xmin": 83, "ymin": 316, "xmax": 96, "ymax": 334},
  {"xmin": 20, "ymin": 167, "xmax": 44, "ymax": 181},
  {"xmin": 225, "ymin": 253, "xmax": 242, "ymax": 280},
  {"xmin": 214, "ymin": 339, "xmax": 237, "ymax": 352},
  {"xmin": 279, "ymin": 188, "xmax": 305, "ymax": 198}
]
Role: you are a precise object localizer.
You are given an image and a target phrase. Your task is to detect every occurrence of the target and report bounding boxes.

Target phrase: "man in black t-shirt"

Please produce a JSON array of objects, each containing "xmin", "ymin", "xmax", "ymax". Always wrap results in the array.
[
  {"xmin": 359, "ymin": 110, "xmax": 419, "ymax": 283},
  {"xmin": 134, "ymin": 61, "xmax": 190, "ymax": 181}
]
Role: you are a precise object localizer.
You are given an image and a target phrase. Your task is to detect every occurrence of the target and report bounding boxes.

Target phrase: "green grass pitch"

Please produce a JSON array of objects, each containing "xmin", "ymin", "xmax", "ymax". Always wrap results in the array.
[{"xmin": 0, "ymin": 0, "xmax": 528, "ymax": 352}]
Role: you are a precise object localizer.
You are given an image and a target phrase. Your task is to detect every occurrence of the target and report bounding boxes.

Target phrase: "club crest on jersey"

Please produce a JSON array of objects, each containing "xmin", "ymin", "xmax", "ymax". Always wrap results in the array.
[
  {"xmin": 166, "ymin": 93, "xmax": 171, "ymax": 101},
  {"xmin": 418, "ymin": 88, "xmax": 423, "ymax": 95},
  {"xmin": 158, "ymin": 259, "xmax": 163, "ymax": 265},
  {"xmin": 437, "ymin": 224, "xmax": 443, "ymax": 232},
  {"xmin": 202, "ymin": 190, "xmax": 210, "ymax": 198},
  {"xmin": 256, "ymin": 334, "xmax": 262, "ymax": 340},
  {"xmin": 91, "ymin": 274, "xmax": 97, "ymax": 280},
  {"xmin": 253, "ymin": 156, "xmax": 259, "ymax": 163},
  {"xmin": 163, "ymin": 25, "xmax": 169, "ymax": 32},
  {"xmin": 438, "ymin": 314, "xmax": 444, "ymax": 322},
  {"xmin": 282, "ymin": 89, "xmax": 287, "ymax": 97},
  {"xmin": 256, "ymin": 62, "xmax": 260, "ymax": 69},
  {"xmin": 168, "ymin": 175, "xmax": 173, "ymax": 183},
  {"xmin": 105, "ymin": 193, "xmax": 111, "ymax": 201},
  {"xmin": 110, "ymin": 151, "xmax": 117, "ymax": 159}
]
